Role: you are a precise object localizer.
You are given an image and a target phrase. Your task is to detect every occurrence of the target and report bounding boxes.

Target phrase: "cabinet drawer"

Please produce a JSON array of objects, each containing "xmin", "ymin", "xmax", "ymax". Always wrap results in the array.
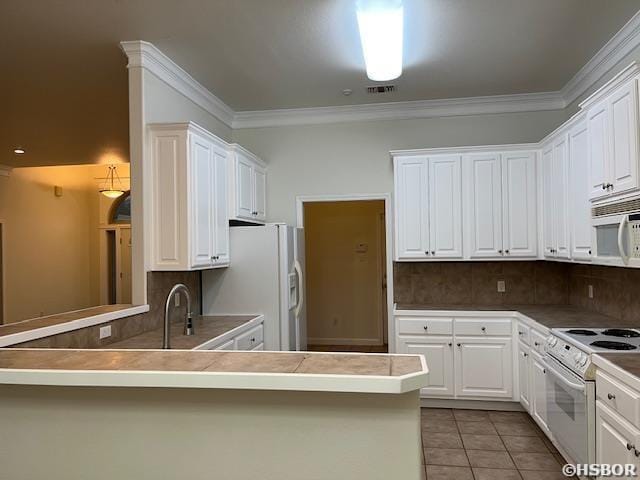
[
  {"xmin": 597, "ymin": 370, "xmax": 640, "ymax": 427},
  {"xmin": 235, "ymin": 324, "xmax": 264, "ymax": 351},
  {"xmin": 213, "ymin": 339, "xmax": 235, "ymax": 351},
  {"xmin": 530, "ymin": 329, "xmax": 546, "ymax": 354},
  {"xmin": 397, "ymin": 317, "xmax": 453, "ymax": 335},
  {"xmin": 455, "ymin": 319, "xmax": 512, "ymax": 336},
  {"xmin": 517, "ymin": 323, "xmax": 531, "ymax": 345},
  {"xmin": 251, "ymin": 342, "xmax": 265, "ymax": 351}
]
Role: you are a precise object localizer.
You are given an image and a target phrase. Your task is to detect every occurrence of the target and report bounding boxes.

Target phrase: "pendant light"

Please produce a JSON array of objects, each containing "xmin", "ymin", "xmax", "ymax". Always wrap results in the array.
[{"xmin": 100, "ymin": 165, "xmax": 125, "ymax": 199}]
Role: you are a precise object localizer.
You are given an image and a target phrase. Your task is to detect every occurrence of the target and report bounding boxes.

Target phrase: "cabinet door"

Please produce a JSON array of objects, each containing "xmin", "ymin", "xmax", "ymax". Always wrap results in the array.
[
  {"xmin": 212, "ymin": 149, "xmax": 230, "ymax": 265},
  {"xmin": 253, "ymin": 165, "xmax": 267, "ymax": 222},
  {"xmin": 454, "ymin": 336, "xmax": 513, "ymax": 399},
  {"xmin": 397, "ymin": 337, "xmax": 454, "ymax": 397},
  {"xmin": 553, "ymin": 135, "xmax": 570, "ymax": 259},
  {"xmin": 530, "ymin": 351, "xmax": 550, "ymax": 434},
  {"xmin": 518, "ymin": 343, "xmax": 531, "ymax": 411},
  {"xmin": 569, "ymin": 120, "xmax": 592, "ymax": 260},
  {"xmin": 395, "ymin": 157, "xmax": 429, "ymax": 259},
  {"xmin": 588, "ymin": 100, "xmax": 610, "ymax": 200},
  {"xmin": 190, "ymin": 134, "xmax": 214, "ymax": 268},
  {"xmin": 542, "ymin": 144, "xmax": 555, "ymax": 257},
  {"xmin": 609, "ymin": 80, "xmax": 639, "ymax": 195},
  {"xmin": 466, "ymin": 153, "xmax": 503, "ymax": 258},
  {"xmin": 502, "ymin": 152, "xmax": 537, "ymax": 257},
  {"xmin": 596, "ymin": 400, "xmax": 640, "ymax": 476},
  {"xmin": 236, "ymin": 155, "xmax": 254, "ymax": 220},
  {"xmin": 428, "ymin": 155, "xmax": 462, "ymax": 258}
]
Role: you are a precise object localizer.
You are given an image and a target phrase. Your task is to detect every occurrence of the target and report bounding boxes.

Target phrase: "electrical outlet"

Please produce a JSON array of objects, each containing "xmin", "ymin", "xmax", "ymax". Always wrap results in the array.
[
  {"xmin": 99, "ymin": 325, "xmax": 112, "ymax": 339},
  {"xmin": 497, "ymin": 280, "xmax": 506, "ymax": 293},
  {"xmin": 174, "ymin": 293, "xmax": 181, "ymax": 307},
  {"xmin": 588, "ymin": 284, "xmax": 594, "ymax": 299}
]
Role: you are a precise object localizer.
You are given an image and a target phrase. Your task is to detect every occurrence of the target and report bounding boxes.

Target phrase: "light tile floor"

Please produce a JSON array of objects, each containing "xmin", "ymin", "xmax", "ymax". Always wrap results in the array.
[{"xmin": 421, "ymin": 408, "xmax": 572, "ymax": 480}]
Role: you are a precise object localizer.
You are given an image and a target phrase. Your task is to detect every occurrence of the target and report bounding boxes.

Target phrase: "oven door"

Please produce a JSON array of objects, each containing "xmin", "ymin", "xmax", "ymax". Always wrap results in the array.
[{"xmin": 545, "ymin": 354, "xmax": 591, "ymax": 465}]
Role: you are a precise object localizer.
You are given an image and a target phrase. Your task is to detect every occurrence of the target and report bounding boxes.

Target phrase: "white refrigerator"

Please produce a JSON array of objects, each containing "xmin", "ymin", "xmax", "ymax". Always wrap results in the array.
[{"xmin": 201, "ymin": 224, "xmax": 306, "ymax": 351}]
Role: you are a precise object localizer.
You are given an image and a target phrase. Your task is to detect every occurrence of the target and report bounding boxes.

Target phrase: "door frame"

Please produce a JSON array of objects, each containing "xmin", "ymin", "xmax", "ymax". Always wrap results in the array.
[
  {"xmin": 0, "ymin": 220, "xmax": 4, "ymax": 324},
  {"xmin": 295, "ymin": 193, "xmax": 395, "ymax": 351},
  {"xmin": 98, "ymin": 224, "xmax": 132, "ymax": 305}
]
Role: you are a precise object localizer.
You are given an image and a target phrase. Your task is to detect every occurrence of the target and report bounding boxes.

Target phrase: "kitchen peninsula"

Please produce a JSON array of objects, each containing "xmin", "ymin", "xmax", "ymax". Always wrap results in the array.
[{"xmin": 0, "ymin": 348, "xmax": 427, "ymax": 480}]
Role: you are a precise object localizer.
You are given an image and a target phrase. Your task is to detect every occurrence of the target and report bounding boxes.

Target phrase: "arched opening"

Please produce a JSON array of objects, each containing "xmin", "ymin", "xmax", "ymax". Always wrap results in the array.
[{"xmin": 109, "ymin": 190, "xmax": 131, "ymax": 225}]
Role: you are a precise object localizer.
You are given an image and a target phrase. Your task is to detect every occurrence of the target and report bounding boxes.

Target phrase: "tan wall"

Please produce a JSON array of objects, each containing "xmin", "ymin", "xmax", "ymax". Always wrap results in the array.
[
  {"xmin": 0, "ymin": 164, "xmax": 130, "ymax": 323},
  {"xmin": 305, "ymin": 200, "xmax": 386, "ymax": 345}
]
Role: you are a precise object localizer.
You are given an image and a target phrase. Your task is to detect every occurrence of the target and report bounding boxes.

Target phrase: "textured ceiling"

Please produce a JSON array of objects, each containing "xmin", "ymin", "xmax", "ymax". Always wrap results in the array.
[{"xmin": 1, "ymin": 0, "xmax": 639, "ymax": 166}]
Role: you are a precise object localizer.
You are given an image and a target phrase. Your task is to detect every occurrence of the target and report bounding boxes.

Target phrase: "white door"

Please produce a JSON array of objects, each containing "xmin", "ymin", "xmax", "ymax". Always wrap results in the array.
[
  {"xmin": 531, "ymin": 351, "xmax": 550, "ymax": 434},
  {"xmin": 395, "ymin": 157, "xmax": 429, "ymax": 259},
  {"xmin": 190, "ymin": 134, "xmax": 214, "ymax": 268},
  {"xmin": 596, "ymin": 401, "xmax": 640, "ymax": 477},
  {"xmin": 587, "ymin": 99, "xmax": 610, "ymax": 200},
  {"xmin": 569, "ymin": 120, "xmax": 592, "ymax": 260},
  {"xmin": 466, "ymin": 153, "xmax": 503, "ymax": 258},
  {"xmin": 428, "ymin": 155, "xmax": 462, "ymax": 258},
  {"xmin": 553, "ymin": 135, "xmax": 570, "ymax": 259},
  {"xmin": 609, "ymin": 80, "xmax": 639, "ymax": 195},
  {"xmin": 542, "ymin": 144, "xmax": 555, "ymax": 257},
  {"xmin": 253, "ymin": 165, "xmax": 267, "ymax": 222},
  {"xmin": 212, "ymin": 149, "xmax": 230, "ymax": 265},
  {"xmin": 236, "ymin": 155, "xmax": 254, "ymax": 220},
  {"xmin": 398, "ymin": 337, "xmax": 454, "ymax": 397},
  {"xmin": 455, "ymin": 336, "xmax": 513, "ymax": 399},
  {"xmin": 518, "ymin": 343, "xmax": 531, "ymax": 411},
  {"xmin": 502, "ymin": 152, "xmax": 537, "ymax": 257}
]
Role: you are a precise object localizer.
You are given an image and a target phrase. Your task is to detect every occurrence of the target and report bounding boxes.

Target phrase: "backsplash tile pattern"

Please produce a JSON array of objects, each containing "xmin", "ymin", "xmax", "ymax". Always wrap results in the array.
[
  {"xmin": 13, "ymin": 271, "xmax": 201, "ymax": 348},
  {"xmin": 394, "ymin": 261, "xmax": 570, "ymax": 306}
]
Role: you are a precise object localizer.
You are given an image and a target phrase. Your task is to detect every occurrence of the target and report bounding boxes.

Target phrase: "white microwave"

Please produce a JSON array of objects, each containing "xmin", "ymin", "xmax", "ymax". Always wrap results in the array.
[{"xmin": 592, "ymin": 200, "xmax": 640, "ymax": 267}]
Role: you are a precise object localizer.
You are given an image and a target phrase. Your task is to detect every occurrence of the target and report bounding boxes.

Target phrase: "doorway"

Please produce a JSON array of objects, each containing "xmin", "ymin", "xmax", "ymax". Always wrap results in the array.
[
  {"xmin": 0, "ymin": 222, "xmax": 4, "ymax": 325},
  {"xmin": 301, "ymin": 198, "xmax": 389, "ymax": 353}
]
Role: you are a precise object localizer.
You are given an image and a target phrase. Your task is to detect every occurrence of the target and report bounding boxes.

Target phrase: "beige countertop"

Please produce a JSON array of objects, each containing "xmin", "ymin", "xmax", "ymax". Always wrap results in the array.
[
  {"xmin": 0, "ymin": 349, "xmax": 428, "ymax": 394},
  {"xmin": 106, "ymin": 315, "xmax": 259, "ymax": 350},
  {"xmin": 594, "ymin": 353, "xmax": 640, "ymax": 380},
  {"xmin": 395, "ymin": 303, "xmax": 636, "ymax": 330}
]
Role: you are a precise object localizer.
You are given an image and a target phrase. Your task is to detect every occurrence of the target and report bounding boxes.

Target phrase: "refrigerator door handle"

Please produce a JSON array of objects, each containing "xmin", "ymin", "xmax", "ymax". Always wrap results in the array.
[{"xmin": 294, "ymin": 260, "xmax": 304, "ymax": 318}]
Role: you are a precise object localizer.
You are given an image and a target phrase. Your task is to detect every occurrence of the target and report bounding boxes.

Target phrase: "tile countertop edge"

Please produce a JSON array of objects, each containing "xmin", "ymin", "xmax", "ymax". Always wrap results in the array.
[
  {"xmin": 592, "ymin": 354, "xmax": 640, "ymax": 392},
  {"xmin": 0, "ymin": 353, "xmax": 429, "ymax": 394},
  {"xmin": 0, "ymin": 305, "xmax": 151, "ymax": 347}
]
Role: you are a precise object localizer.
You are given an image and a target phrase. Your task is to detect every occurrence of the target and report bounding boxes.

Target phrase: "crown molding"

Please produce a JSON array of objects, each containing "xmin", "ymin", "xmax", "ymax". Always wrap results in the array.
[
  {"xmin": 561, "ymin": 10, "xmax": 640, "ymax": 106},
  {"xmin": 119, "ymin": 40, "xmax": 235, "ymax": 128},
  {"xmin": 232, "ymin": 91, "xmax": 565, "ymax": 129},
  {"xmin": 390, "ymin": 143, "xmax": 541, "ymax": 158},
  {"xmin": 0, "ymin": 165, "xmax": 12, "ymax": 177}
]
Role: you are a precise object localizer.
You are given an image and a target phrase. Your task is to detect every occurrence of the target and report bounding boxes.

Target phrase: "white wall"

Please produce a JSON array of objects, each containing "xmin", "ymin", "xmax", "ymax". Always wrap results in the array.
[{"xmin": 233, "ymin": 110, "xmax": 567, "ymax": 224}]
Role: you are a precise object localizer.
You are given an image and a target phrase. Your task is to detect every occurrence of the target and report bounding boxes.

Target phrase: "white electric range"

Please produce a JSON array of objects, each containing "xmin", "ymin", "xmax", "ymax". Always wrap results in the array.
[{"xmin": 544, "ymin": 327, "xmax": 640, "ymax": 467}]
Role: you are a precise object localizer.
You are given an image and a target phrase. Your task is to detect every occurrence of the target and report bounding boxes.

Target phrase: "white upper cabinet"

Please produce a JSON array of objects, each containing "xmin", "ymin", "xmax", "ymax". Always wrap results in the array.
[
  {"xmin": 429, "ymin": 155, "xmax": 463, "ymax": 258},
  {"xmin": 394, "ymin": 155, "xmax": 461, "ymax": 260},
  {"xmin": 582, "ymin": 65, "xmax": 640, "ymax": 202},
  {"xmin": 501, "ymin": 152, "xmax": 537, "ymax": 257},
  {"xmin": 465, "ymin": 150, "xmax": 537, "ymax": 259},
  {"xmin": 542, "ymin": 144, "xmax": 555, "ymax": 256},
  {"xmin": 466, "ymin": 153, "xmax": 503, "ymax": 258},
  {"xmin": 568, "ymin": 117, "xmax": 592, "ymax": 261},
  {"xmin": 228, "ymin": 145, "xmax": 267, "ymax": 223},
  {"xmin": 149, "ymin": 123, "xmax": 230, "ymax": 271},
  {"xmin": 542, "ymin": 132, "xmax": 570, "ymax": 259}
]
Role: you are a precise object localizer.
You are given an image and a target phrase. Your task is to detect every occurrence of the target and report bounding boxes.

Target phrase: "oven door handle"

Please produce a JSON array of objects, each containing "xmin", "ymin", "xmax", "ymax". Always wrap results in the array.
[{"xmin": 545, "ymin": 359, "xmax": 586, "ymax": 393}]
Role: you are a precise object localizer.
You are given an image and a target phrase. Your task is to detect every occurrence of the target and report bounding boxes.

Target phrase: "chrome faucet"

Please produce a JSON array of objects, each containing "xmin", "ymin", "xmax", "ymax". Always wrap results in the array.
[{"xmin": 163, "ymin": 283, "xmax": 194, "ymax": 349}]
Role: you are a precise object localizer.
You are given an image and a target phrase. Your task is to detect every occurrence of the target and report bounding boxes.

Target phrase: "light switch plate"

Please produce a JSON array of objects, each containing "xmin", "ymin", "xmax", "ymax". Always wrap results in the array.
[
  {"xmin": 497, "ymin": 280, "xmax": 506, "ymax": 293},
  {"xmin": 99, "ymin": 325, "xmax": 112, "ymax": 339}
]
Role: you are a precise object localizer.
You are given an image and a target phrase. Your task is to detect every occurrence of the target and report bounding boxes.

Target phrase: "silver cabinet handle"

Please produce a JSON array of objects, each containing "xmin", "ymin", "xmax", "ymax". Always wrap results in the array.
[
  {"xmin": 457, "ymin": 343, "xmax": 461, "ymax": 347},
  {"xmin": 635, "ymin": 449, "xmax": 640, "ymax": 457},
  {"xmin": 505, "ymin": 249, "xmax": 510, "ymax": 254},
  {"xmin": 431, "ymin": 251, "xmax": 435, "ymax": 255},
  {"xmin": 498, "ymin": 249, "xmax": 503, "ymax": 254},
  {"xmin": 518, "ymin": 331, "xmax": 524, "ymax": 336},
  {"xmin": 608, "ymin": 393, "xmax": 616, "ymax": 400},
  {"xmin": 481, "ymin": 326, "xmax": 486, "ymax": 332},
  {"xmin": 448, "ymin": 343, "xmax": 452, "ymax": 347},
  {"xmin": 523, "ymin": 352, "xmax": 529, "ymax": 357},
  {"xmin": 423, "ymin": 325, "xmax": 428, "ymax": 331},
  {"xmin": 627, "ymin": 443, "xmax": 634, "ymax": 451},
  {"xmin": 425, "ymin": 251, "xmax": 430, "ymax": 256},
  {"xmin": 534, "ymin": 342, "xmax": 540, "ymax": 347}
]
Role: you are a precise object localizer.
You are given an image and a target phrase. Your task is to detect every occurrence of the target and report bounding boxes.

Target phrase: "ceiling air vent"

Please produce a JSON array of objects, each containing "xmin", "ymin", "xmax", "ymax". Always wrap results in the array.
[
  {"xmin": 592, "ymin": 198, "xmax": 640, "ymax": 217},
  {"xmin": 367, "ymin": 85, "xmax": 396, "ymax": 94}
]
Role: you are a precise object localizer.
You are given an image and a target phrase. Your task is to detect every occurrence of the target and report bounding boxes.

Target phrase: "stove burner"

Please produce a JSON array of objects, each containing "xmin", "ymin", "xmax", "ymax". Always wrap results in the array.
[
  {"xmin": 566, "ymin": 329, "xmax": 598, "ymax": 336},
  {"xmin": 590, "ymin": 341, "xmax": 637, "ymax": 351},
  {"xmin": 602, "ymin": 329, "xmax": 640, "ymax": 338}
]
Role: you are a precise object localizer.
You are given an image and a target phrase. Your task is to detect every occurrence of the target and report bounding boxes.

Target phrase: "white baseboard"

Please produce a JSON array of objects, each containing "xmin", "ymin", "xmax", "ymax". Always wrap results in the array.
[
  {"xmin": 307, "ymin": 337, "xmax": 384, "ymax": 346},
  {"xmin": 421, "ymin": 398, "xmax": 524, "ymax": 411}
]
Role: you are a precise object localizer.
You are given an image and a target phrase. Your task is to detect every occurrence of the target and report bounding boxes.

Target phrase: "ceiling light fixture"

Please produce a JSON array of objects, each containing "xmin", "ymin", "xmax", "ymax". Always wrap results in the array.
[
  {"xmin": 356, "ymin": 0, "xmax": 404, "ymax": 82},
  {"xmin": 13, "ymin": 148, "xmax": 25, "ymax": 154},
  {"xmin": 99, "ymin": 165, "xmax": 125, "ymax": 199}
]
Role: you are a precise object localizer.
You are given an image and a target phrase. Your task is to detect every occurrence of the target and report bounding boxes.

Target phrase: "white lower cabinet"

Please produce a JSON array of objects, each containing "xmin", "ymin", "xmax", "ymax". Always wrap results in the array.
[
  {"xmin": 530, "ymin": 349, "xmax": 550, "ymax": 435},
  {"xmin": 455, "ymin": 336, "xmax": 513, "ymax": 399},
  {"xmin": 397, "ymin": 336, "xmax": 454, "ymax": 397},
  {"xmin": 518, "ymin": 342, "xmax": 531, "ymax": 411},
  {"xmin": 596, "ymin": 401, "xmax": 640, "ymax": 478},
  {"xmin": 203, "ymin": 318, "xmax": 265, "ymax": 351}
]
